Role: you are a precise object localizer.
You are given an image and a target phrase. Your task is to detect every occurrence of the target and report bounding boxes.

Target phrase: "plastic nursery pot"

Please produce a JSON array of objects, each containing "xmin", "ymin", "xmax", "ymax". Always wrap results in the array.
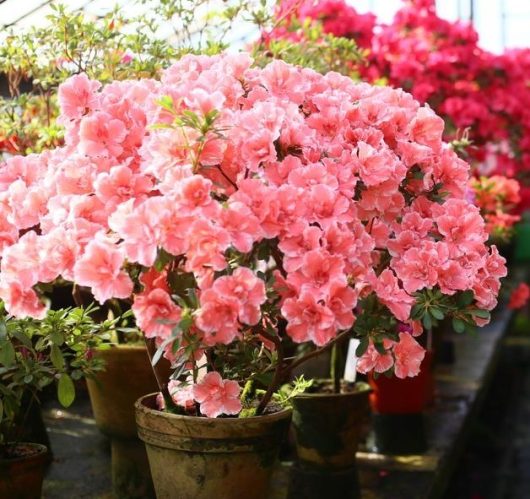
[
  {"xmin": 368, "ymin": 351, "xmax": 433, "ymax": 455},
  {"xmin": 86, "ymin": 344, "xmax": 171, "ymax": 499},
  {"xmin": 135, "ymin": 393, "xmax": 292, "ymax": 499},
  {"xmin": 288, "ymin": 381, "xmax": 371, "ymax": 499},
  {"xmin": 291, "ymin": 380, "xmax": 372, "ymax": 469},
  {"xmin": 0, "ymin": 443, "xmax": 48, "ymax": 499}
]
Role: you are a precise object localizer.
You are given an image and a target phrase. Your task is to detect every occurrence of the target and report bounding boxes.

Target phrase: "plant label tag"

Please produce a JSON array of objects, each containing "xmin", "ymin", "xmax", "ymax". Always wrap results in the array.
[{"xmin": 343, "ymin": 338, "xmax": 360, "ymax": 382}]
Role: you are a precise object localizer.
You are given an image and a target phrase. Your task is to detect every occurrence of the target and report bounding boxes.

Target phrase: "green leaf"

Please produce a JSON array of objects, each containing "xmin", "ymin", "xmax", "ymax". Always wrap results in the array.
[
  {"xmin": 0, "ymin": 340, "xmax": 15, "ymax": 366},
  {"xmin": 452, "ymin": 318, "xmax": 466, "ymax": 334},
  {"xmin": 50, "ymin": 344, "xmax": 65, "ymax": 370},
  {"xmin": 57, "ymin": 374, "xmax": 76, "ymax": 408},
  {"xmin": 0, "ymin": 321, "xmax": 7, "ymax": 339},
  {"xmin": 50, "ymin": 330, "xmax": 64, "ymax": 346},
  {"xmin": 355, "ymin": 336, "xmax": 369, "ymax": 357},
  {"xmin": 430, "ymin": 308, "xmax": 444, "ymax": 320},
  {"xmin": 0, "ymin": 398, "xmax": 3, "ymax": 423},
  {"xmin": 471, "ymin": 309, "xmax": 490, "ymax": 320},
  {"xmin": 457, "ymin": 290, "xmax": 475, "ymax": 307}
]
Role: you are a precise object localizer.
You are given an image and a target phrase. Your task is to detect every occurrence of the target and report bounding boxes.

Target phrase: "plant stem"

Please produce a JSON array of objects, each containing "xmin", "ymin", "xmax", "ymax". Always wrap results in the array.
[
  {"xmin": 282, "ymin": 328, "xmax": 352, "ymax": 380},
  {"xmin": 255, "ymin": 325, "xmax": 284, "ymax": 416},
  {"xmin": 145, "ymin": 337, "xmax": 172, "ymax": 404},
  {"xmin": 330, "ymin": 342, "xmax": 341, "ymax": 394}
]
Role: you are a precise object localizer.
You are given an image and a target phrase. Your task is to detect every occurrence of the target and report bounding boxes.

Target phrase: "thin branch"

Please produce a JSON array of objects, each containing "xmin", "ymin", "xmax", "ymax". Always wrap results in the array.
[
  {"xmin": 255, "ymin": 322, "xmax": 284, "ymax": 415},
  {"xmin": 282, "ymin": 328, "xmax": 352, "ymax": 380}
]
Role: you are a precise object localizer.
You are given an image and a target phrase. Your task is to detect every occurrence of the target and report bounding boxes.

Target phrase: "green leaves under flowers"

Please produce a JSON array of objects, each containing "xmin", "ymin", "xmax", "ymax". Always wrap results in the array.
[
  {"xmin": 57, "ymin": 374, "xmax": 75, "ymax": 408},
  {"xmin": 411, "ymin": 288, "xmax": 490, "ymax": 334}
]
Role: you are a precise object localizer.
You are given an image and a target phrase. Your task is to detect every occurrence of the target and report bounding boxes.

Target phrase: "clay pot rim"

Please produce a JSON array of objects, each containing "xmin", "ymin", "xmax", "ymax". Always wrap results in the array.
[
  {"xmin": 136, "ymin": 392, "xmax": 292, "ymax": 425},
  {"xmin": 0, "ymin": 442, "xmax": 48, "ymax": 464},
  {"xmin": 294, "ymin": 380, "xmax": 372, "ymax": 400}
]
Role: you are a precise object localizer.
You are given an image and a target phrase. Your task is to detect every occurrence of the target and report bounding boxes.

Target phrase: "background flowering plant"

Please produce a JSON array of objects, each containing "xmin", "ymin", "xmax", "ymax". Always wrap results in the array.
[
  {"xmin": 469, "ymin": 175, "xmax": 521, "ymax": 243},
  {"xmin": 0, "ymin": 53, "xmax": 506, "ymax": 417}
]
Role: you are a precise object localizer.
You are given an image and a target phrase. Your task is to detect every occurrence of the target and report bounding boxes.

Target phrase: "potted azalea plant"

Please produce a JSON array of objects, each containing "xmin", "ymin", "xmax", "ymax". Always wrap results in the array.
[
  {"xmin": 0, "ymin": 51, "xmax": 507, "ymax": 498},
  {"xmin": 0, "ymin": 304, "xmax": 113, "ymax": 499}
]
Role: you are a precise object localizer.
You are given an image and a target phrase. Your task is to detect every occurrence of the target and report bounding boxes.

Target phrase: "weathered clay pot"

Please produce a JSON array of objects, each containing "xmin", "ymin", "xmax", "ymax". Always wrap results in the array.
[
  {"xmin": 135, "ymin": 393, "xmax": 292, "ymax": 499},
  {"xmin": 291, "ymin": 381, "xmax": 372, "ymax": 469},
  {"xmin": 87, "ymin": 345, "xmax": 169, "ymax": 499},
  {"xmin": 0, "ymin": 443, "xmax": 48, "ymax": 499}
]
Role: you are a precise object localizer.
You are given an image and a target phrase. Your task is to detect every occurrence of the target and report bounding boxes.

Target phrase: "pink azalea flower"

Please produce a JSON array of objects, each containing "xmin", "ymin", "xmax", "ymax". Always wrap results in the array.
[
  {"xmin": 282, "ymin": 291, "xmax": 336, "ymax": 346},
  {"xmin": 168, "ymin": 380, "xmax": 195, "ymax": 410},
  {"xmin": 192, "ymin": 372, "xmax": 242, "ymax": 418},
  {"xmin": 73, "ymin": 239, "xmax": 133, "ymax": 303},
  {"xmin": 0, "ymin": 280, "xmax": 46, "ymax": 319},
  {"xmin": 94, "ymin": 165, "xmax": 152, "ymax": 210},
  {"xmin": 58, "ymin": 73, "xmax": 101, "ymax": 120},
  {"xmin": 132, "ymin": 289, "xmax": 182, "ymax": 339},
  {"xmin": 356, "ymin": 341, "xmax": 394, "ymax": 374},
  {"xmin": 79, "ymin": 112, "xmax": 127, "ymax": 157},
  {"xmin": 212, "ymin": 267, "xmax": 266, "ymax": 325},
  {"xmin": 393, "ymin": 332, "xmax": 426, "ymax": 379},
  {"xmin": 195, "ymin": 288, "xmax": 241, "ymax": 345},
  {"xmin": 373, "ymin": 269, "xmax": 415, "ymax": 321}
]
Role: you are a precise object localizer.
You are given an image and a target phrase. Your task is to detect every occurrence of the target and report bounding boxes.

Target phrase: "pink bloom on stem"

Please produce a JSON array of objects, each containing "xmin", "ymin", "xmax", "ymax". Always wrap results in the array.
[
  {"xmin": 282, "ymin": 291, "xmax": 336, "ymax": 346},
  {"xmin": 58, "ymin": 73, "xmax": 101, "ymax": 120},
  {"xmin": 192, "ymin": 371, "xmax": 242, "ymax": 418},
  {"xmin": 79, "ymin": 112, "xmax": 127, "ymax": 157},
  {"xmin": 0, "ymin": 280, "xmax": 46, "ymax": 319},
  {"xmin": 356, "ymin": 341, "xmax": 394, "ymax": 374},
  {"xmin": 212, "ymin": 267, "xmax": 266, "ymax": 325},
  {"xmin": 195, "ymin": 288, "xmax": 240, "ymax": 345},
  {"xmin": 168, "ymin": 380, "xmax": 195, "ymax": 410},
  {"xmin": 94, "ymin": 165, "xmax": 153, "ymax": 210},
  {"xmin": 508, "ymin": 283, "xmax": 530, "ymax": 310},
  {"xmin": 73, "ymin": 239, "xmax": 133, "ymax": 303},
  {"xmin": 132, "ymin": 289, "xmax": 182, "ymax": 339},
  {"xmin": 373, "ymin": 269, "xmax": 415, "ymax": 321},
  {"xmin": 393, "ymin": 332, "xmax": 426, "ymax": 379}
]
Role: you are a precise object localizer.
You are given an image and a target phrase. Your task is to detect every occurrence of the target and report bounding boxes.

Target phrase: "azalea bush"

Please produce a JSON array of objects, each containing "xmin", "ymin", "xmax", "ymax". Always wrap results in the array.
[
  {"xmin": 273, "ymin": 0, "xmax": 530, "ymax": 212},
  {"xmin": 0, "ymin": 53, "xmax": 506, "ymax": 417}
]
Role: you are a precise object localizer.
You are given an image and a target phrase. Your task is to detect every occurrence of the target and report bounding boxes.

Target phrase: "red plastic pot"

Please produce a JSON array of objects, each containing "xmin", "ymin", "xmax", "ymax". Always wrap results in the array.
[{"xmin": 368, "ymin": 351, "xmax": 434, "ymax": 414}]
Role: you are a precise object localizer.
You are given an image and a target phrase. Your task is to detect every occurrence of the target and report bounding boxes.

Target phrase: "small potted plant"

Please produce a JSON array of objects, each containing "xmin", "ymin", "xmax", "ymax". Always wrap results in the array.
[{"xmin": 0, "ymin": 303, "xmax": 112, "ymax": 499}]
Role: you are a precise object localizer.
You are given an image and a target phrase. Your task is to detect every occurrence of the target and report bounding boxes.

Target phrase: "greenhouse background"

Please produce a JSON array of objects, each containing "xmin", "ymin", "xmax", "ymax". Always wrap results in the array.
[
  {"xmin": 1, "ymin": 0, "xmax": 530, "ymax": 498},
  {"xmin": 1, "ymin": 0, "xmax": 530, "ymax": 51}
]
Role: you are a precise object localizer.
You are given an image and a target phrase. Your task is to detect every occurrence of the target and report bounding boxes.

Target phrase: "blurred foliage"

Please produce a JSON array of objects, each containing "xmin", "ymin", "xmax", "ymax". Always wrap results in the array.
[{"xmin": 0, "ymin": 303, "xmax": 131, "ymax": 449}]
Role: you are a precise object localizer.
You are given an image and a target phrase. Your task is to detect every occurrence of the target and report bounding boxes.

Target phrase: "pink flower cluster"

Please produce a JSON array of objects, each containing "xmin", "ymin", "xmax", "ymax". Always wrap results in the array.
[
  {"xmin": 273, "ymin": 0, "xmax": 530, "ymax": 211},
  {"xmin": 0, "ymin": 54, "xmax": 506, "ymax": 411}
]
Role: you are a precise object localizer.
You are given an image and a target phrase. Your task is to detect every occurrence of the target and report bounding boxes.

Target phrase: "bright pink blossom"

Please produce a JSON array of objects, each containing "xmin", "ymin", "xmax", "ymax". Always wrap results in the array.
[
  {"xmin": 73, "ymin": 239, "xmax": 133, "ymax": 303},
  {"xmin": 192, "ymin": 372, "xmax": 242, "ymax": 418}
]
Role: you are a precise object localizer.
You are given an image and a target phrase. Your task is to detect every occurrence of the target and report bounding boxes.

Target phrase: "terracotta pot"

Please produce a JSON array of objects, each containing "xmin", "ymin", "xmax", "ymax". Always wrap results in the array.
[
  {"xmin": 0, "ymin": 443, "xmax": 48, "ymax": 499},
  {"xmin": 291, "ymin": 381, "xmax": 372, "ymax": 469},
  {"xmin": 135, "ymin": 393, "xmax": 291, "ymax": 499},
  {"xmin": 87, "ymin": 344, "xmax": 170, "ymax": 499}
]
